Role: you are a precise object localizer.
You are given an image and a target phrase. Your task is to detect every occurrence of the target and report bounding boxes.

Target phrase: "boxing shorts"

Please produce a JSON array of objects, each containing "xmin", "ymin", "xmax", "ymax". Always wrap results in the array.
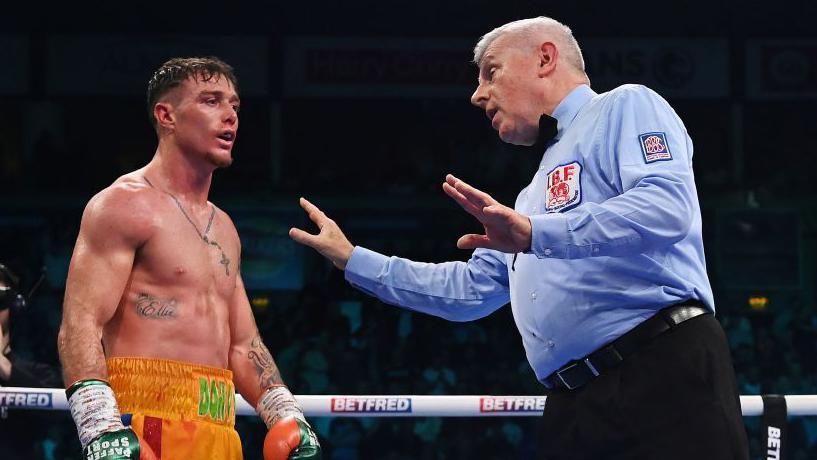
[{"xmin": 107, "ymin": 357, "xmax": 242, "ymax": 460}]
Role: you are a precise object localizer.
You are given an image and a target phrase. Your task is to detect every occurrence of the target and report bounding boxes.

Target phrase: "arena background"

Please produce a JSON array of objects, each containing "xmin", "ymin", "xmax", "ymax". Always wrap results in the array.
[{"xmin": 2, "ymin": 1, "xmax": 816, "ymax": 458}]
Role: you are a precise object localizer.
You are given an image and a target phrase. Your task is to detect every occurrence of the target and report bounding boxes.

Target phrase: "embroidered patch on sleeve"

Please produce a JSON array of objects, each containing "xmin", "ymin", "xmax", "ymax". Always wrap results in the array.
[{"xmin": 638, "ymin": 132, "xmax": 672, "ymax": 163}]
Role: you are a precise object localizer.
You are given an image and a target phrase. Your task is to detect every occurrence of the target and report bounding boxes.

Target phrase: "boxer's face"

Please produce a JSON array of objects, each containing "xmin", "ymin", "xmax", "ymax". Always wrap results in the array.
[
  {"xmin": 471, "ymin": 34, "xmax": 543, "ymax": 146},
  {"xmin": 164, "ymin": 75, "xmax": 240, "ymax": 168}
]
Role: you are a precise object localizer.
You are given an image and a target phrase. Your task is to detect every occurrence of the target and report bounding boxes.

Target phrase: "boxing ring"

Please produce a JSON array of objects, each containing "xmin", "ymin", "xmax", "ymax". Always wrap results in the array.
[
  {"xmin": 2, "ymin": 387, "xmax": 817, "ymax": 417},
  {"xmin": 0, "ymin": 388, "xmax": 804, "ymax": 457}
]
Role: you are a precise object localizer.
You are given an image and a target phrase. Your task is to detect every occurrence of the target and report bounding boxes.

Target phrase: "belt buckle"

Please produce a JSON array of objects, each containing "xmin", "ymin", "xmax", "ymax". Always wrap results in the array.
[
  {"xmin": 556, "ymin": 362, "xmax": 580, "ymax": 390},
  {"xmin": 555, "ymin": 358, "xmax": 599, "ymax": 390}
]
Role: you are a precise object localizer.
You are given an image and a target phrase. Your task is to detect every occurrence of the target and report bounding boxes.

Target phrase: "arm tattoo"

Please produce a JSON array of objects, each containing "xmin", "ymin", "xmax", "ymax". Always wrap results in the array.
[
  {"xmin": 135, "ymin": 293, "xmax": 178, "ymax": 320},
  {"xmin": 248, "ymin": 334, "xmax": 283, "ymax": 388}
]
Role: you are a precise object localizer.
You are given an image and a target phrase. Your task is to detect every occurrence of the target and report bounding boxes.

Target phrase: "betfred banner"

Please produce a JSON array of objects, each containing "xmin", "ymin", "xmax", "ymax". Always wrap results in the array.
[
  {"xmin": 762, "ymin": 395, "xmax": 787, "ymax": 460},
  {"xmin": 479, "ymin": 397, "xmax": 546, "ymax": 413},
  {"xmin": 331, "ymin": 397, "xmax": 412, "ymax": 414}
]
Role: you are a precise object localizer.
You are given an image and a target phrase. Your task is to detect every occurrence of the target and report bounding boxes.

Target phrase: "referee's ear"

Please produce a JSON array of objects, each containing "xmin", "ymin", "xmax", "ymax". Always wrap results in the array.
[{"xmin": 537, "ymin": 42, "xmax": 558, "ymax": 77}]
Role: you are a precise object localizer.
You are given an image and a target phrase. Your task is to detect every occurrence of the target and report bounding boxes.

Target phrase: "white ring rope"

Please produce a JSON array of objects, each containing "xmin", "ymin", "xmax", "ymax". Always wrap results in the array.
[{"xmin": 2, "ymin": 387, "xmax": 816, "ymax": 417}]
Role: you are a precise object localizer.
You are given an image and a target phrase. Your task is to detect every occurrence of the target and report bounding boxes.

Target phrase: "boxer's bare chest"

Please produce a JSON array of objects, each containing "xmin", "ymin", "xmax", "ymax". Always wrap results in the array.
[{"xmin": 136, "ymin": 208, "xmax": 239, "ymax": 298}]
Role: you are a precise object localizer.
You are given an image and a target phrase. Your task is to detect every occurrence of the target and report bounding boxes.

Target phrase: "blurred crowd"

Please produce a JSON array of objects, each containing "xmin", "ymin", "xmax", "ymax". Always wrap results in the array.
[
  {"xmin": 2, "ymin": 91, "xmax": 817, "ymax": 459},
  {"xmin": 0, "ymin": 219, "xmax": 815, "ymax": 459}
]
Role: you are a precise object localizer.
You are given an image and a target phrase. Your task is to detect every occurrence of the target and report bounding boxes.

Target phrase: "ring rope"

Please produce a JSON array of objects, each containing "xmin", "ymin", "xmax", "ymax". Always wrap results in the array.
[{"xmin": 1, "ymin": 387, "xmax": 815, "ymax": 417}]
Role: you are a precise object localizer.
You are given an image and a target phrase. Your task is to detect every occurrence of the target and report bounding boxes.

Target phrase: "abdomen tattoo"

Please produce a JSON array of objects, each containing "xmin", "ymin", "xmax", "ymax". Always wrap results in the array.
[{"xmin": 135, "ymin": 293, "xmax": 178, "ymax": 320}]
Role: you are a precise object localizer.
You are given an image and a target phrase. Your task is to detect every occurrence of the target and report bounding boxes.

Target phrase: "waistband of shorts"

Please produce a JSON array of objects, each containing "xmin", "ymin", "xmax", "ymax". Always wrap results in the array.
[{"xmin": 107, "ymin": 356, "xmax": 236, "ymax": 427}]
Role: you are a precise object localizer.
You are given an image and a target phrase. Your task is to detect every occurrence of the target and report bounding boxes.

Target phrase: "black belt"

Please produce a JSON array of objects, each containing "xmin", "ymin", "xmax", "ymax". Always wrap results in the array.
[{"xmin": 543, "ymin": 300, "xmax": 710, "ymax": 391}]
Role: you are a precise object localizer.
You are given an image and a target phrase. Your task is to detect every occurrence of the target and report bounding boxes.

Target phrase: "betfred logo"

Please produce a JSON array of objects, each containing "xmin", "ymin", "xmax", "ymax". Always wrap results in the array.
[
  {"xmin": 480, "ymin": 397, "xmax": 545, "ymax": 413},
  {"xmin": 331, "ymin": 397, "xmax": 412, "ymax": 413},
  {"xmin": 767, "ymin": 426, "xmax": 782, "ymax": 460},
  {"xmin": 0, "ymin": 391, "xmax": 53, "ymax": 408}
]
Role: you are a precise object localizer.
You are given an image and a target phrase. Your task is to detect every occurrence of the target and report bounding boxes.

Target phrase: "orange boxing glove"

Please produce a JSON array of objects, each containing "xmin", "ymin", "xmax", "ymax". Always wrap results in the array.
[
  {"xmin": 259, "ymin": 387, "xmax": 321, "ymax": 460},
  {"xmin": 263, "ymin": 416, "xmax": 319, "ymax": 460}
]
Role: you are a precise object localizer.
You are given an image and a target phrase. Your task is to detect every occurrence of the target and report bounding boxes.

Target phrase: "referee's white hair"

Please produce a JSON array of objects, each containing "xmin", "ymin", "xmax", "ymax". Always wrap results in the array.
[{"xmin": 473, "ymin": 17, "xmax": 586, "ymax": 74}]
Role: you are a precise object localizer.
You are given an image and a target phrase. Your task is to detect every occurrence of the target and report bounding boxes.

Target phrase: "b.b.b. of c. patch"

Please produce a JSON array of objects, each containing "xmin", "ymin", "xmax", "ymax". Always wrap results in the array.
[{"xmin": 639, "ymin": 132, "xmax": 672, "ymax": 163}]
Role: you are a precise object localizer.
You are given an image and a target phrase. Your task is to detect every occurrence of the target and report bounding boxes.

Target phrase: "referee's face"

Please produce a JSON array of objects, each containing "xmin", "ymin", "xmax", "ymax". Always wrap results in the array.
[{"xmin": 471, "ymin": 34, "xmax": 543, "ymax": 146}]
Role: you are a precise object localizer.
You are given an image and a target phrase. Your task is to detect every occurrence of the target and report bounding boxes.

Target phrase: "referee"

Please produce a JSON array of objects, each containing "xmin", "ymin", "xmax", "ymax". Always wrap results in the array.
[{"xmin": 290, "ymin": 16, "xmax": 750, "ymax": 459}]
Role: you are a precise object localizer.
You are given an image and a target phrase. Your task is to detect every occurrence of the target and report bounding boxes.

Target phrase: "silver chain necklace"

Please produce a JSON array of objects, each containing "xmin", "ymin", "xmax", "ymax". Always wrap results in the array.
[{"xmin": 143, "ymin": 175, "xmax": 231, "ymax": 276}]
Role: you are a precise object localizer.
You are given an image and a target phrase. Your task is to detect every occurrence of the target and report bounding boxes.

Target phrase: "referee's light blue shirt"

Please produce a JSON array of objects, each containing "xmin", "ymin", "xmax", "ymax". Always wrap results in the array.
[{"xmin": 345, "ymin": 84, "xmax": 714, "ymax": 384}]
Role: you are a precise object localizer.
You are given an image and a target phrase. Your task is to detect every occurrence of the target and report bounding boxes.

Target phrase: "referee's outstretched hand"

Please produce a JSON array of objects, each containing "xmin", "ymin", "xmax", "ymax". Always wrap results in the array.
[
  {"xmin": 442, "ymin": 174, "xmax": 532, "ymax": 254},
  {"xmin": 289, "ymin": 197, "xmax": 355, "ymax": 270}
]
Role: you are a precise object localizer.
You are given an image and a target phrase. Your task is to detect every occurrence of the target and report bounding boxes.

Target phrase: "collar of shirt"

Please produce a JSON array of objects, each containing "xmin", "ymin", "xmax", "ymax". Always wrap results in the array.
[{"xmin": 550, "ymin": 84, "xmax": 597, "ymax": 141}]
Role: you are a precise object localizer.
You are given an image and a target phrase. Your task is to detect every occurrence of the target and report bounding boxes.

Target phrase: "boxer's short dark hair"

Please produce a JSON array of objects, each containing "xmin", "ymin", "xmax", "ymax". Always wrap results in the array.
[{"xmin": 146, "ymin": 56, "xmax": 239, "ymax": 130}]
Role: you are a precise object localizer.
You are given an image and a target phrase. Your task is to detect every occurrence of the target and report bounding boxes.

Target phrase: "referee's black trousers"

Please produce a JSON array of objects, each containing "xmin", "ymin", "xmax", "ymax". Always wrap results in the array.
[{"xmin": 538, "ymin": 313, "xmax": 750, "ymax": 460}]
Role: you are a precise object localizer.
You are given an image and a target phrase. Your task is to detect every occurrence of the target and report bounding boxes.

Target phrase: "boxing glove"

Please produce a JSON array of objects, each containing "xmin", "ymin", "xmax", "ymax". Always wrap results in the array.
[
  {"xmin": 67, "ymin": 379, "xmax": 157, "ymax": 460},
  {"xmin": 84, "ymin": 428, "xmax": 157, "ymax": 460},
  {"xmin": 257, "ymin": 386, "xmax": 321, "ymax": 460},
  {"xmin": 263, "ymin": 415, "xmax": 321, "ymax": 460}
]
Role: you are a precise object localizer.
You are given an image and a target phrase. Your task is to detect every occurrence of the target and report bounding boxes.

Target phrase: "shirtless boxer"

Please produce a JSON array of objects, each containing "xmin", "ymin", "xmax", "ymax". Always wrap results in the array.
[{"xmin": 57, "ymin": 57, "xmax": 320, "ymax": 460}]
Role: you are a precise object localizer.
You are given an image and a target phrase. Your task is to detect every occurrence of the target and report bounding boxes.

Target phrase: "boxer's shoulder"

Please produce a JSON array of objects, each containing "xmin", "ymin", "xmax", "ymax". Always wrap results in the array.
[
  {"xmin": 81, "ymin": 175, "xmax": 158, "ymax": 245},
  {"xmin": 91, "ymin": 172, "xmax": 157, "ymax": 208}
]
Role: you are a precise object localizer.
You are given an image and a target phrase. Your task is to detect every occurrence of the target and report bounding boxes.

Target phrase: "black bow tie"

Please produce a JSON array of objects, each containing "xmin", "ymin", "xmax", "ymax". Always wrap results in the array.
[{"xmin": 537, "ymin": 114, "xmax": 558, "ymax": 145}]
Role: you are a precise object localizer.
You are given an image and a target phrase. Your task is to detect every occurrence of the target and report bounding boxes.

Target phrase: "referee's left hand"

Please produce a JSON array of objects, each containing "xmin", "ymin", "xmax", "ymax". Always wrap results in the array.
[
  {"xmin": 289, "ymin": 197, "xmax": 355, "ymax": 270},
  {"xmin": 442, "ymin": 174, "xmax": 532, "ymax": 253}
]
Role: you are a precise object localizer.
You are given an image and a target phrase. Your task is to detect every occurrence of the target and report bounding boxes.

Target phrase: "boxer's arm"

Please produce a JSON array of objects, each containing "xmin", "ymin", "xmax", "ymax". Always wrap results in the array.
[
  {"xmin": 0, "ymin": 309, "xmax": 10, "ymax": 381},
  {"xmin": 58, "ymin": 185, "xmax": 154, "ymax": 457},
  {"xmin": 0, "ymin": 354, "xmax": 10, "ymax": 382},
  {"xmin": 228, "ymin": 272, "xmax": 321, "ymax": 459},
  {"xmin": 227, "ymin": 272, "xmax": 285, "ymax": 407},
  {"xmin": 58, "ymin": 185, "xmax": 151, "ymax": 385}
]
